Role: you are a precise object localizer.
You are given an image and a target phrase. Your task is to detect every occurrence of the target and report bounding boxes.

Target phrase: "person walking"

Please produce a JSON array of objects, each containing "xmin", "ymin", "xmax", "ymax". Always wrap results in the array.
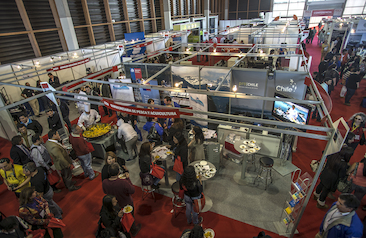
[
  {"xmin": 45, "ymin": 130, "xmax": 81, "ymax": 191},
  {"xmin": 347, "ymin": 112, "xmax": 366, "ymax": 150},
  {"xmin": 344, "ymin": 67, "xmax": 361, "ymax": 106},
  {"xmin": 117, "ymin": 119, "xmax": 138, "ymax": 161},
  {"xmin": 321, "ymin": 40, "xmax": 330, "ymax": 62}
]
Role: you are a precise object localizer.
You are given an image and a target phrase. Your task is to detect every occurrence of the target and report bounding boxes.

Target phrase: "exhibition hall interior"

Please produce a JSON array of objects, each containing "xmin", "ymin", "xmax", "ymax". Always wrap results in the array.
[{"xmin": 1, "ymin": 0, "xmax": 366, "ymax": 237}]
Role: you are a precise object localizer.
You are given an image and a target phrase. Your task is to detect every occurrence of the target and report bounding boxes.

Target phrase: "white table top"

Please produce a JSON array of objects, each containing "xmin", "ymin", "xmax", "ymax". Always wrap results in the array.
[
  {"xmin": 233, "ymin": 139, "xmax": 261, "ymax": 155},
  {"xmin": 189, "ymin": 160, "xmax": 216, "ymax": 181}
]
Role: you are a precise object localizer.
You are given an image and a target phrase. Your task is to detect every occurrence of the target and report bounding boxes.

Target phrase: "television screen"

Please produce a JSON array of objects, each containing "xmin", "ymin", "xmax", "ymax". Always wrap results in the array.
[{"xmin": 272, "ymin": 93, "xmax": 311, "ymax": 126}]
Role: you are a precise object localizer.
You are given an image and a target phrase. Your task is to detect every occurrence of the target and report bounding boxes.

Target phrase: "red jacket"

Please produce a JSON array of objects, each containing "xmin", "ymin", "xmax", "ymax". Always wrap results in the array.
[{"xmin": 69, "ymin": 133, "xmax": 90, "ymax": 156}]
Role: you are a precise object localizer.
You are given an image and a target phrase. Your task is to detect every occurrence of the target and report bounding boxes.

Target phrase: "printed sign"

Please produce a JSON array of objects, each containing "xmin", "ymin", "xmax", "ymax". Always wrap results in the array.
[
  {"xmin": 189, "ymin": 93, "xmax": 208, "ymax": 126},
  {"xmin": 109, "ymin": 78, "xmax": 135, "ymax": 105},
  {"xmin": 102, "ymin": 99, "xmax": 193, "ymax": 118},
  {"xmin": 40, "ymin": 82, "xmax": 57, "ymax": 105},
  {"xmin": 139, "ymin": 80, "xmax": 160, "ymax": 105},
  {"xmin": 47, "ymin": 58, "xmax": 90, "ymax": 72},
  {"xmin": 312, "ymin": 10, "xmax": 334, "ymax": 17},
  {"xmin": 356, "ymin": 19, "xmax": 366, "ymax": 33}
]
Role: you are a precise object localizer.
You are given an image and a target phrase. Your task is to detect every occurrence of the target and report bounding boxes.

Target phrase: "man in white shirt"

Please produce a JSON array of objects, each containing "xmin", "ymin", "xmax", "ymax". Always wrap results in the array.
[
  {"xmin": 74, "ymin": 88, "xmax": 88, "ymax": 114},
  {"xmin": 77, "ymin": 106, "xmax": 101, "ymax": 131},
  {"xmin": 286, "ymin": 105, "xmax": 298, "ymax": 122},
  {"xmin": 117, "ymin": 119, "xmax": 138, "ymax": 161},
  {"xmin": 212, "ymin": 37, "xmax": 218, "ymax": 44},
  {"xmin": 220, "ymin": 37, "xmax": 226, "ymax": 43}
]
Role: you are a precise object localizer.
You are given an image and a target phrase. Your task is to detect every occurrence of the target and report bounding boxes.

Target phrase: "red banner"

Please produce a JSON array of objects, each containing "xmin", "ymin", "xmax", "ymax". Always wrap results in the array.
[
  {"xmin": 133, "ymin": 41, "xmax": 153, "ymax": 48},
  {"xmin": 102, "ymin": 99, "xmax": 193, "ymax": 118},
  {"xmin": 47, "ymin": 58, "xmax": 90, "ymax": 72},
  {"xmin": 134, "ymin": 68, "xmax": 142, "ymax": 79},
  {"xmin": 312, "ymin": 9, "xmax": 334, "ymax": 17}
]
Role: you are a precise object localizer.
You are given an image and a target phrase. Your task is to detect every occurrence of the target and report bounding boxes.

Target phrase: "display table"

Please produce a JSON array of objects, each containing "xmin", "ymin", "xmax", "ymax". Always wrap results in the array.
[
  {"xmin": 88, "ymin": 130, "xmax": 117, "ymax": 159},
  {"xmin": 189, "ymin": 160, "xmax": 216, "ymax": 212},
  {"xmin": 151, "ymin": 145, "xmax": 172, "ymax": 186}
]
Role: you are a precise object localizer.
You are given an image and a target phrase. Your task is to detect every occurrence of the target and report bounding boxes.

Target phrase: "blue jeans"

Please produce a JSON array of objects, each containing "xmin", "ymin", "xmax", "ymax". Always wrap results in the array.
[
  {"xmin": 345, "ymin": 88, "xmax": 356, "ymax": 104},
  {"xmin": 43, "ymin": 187, "xmax": 63, "ymax": 219},
  {"xmin": 78, "ymin": 153, "xmax": 95, "ymax": 179},
  {"xmin": 184, "ymin": 194, "xmax": 201, "ymax": 224}
]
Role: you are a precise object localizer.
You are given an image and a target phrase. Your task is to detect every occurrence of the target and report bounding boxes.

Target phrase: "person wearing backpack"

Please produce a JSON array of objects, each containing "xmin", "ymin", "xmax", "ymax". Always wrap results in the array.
[
  {"xmin": 318, "ymin": 58, "xmax": 330, "ymax": 82},
  {"xmin": 143, "ymin": 117, "xmax": 163, "ymax": 145},
  {"xmin": 348, "ymin": 157, "xmax": 366, "ymax": 210}
]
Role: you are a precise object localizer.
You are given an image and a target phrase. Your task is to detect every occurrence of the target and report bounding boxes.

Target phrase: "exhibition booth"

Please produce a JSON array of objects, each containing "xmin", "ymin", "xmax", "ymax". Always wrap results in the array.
[{"xmin": 0, "ymin": 19, "xmax": 347, "ymax": 238}]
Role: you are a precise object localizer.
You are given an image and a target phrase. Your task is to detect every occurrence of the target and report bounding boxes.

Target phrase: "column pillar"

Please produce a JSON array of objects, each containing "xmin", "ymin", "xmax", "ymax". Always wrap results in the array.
[
  {"xmin": 54, "ymin": 0, "xmax": 79, "ymax": 50},
  {"xmin": 204, "ymin": 0, "xmax": 209, "ymax": 32},
  {"xmin": 224, "ymin": 0, "xmax": 229, "ymax": 20},
  {"xmin": 163, "ymin": 0, "xmax": 172, "ymax": 30}
]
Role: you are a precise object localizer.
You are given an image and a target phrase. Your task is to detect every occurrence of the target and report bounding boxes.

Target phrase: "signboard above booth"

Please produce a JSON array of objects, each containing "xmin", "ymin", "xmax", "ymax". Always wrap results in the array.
[
  {"xmin": 303, "ymin": 9, "xmax": 342, "ymax": 17},
  {"xmin": 173, "ymin": 22, "xmax": 200, "ymax": 31}
]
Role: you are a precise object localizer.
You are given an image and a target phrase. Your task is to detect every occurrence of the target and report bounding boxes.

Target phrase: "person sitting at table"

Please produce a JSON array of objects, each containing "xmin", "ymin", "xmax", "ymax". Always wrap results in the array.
[
  {"xmin": 167, "ymin": 118, "xmax": 184, "ymax": 148},
  {"xmin": 143, "ymin": 117, "xmax": 163, "ymax": 146},
  {"xmin": 172, "ymin": 132, "xmax": 188, "ymax": 181},
  {"xmin": 188, "ymin": 126, "xmax": 205, "ymax": 163},
  {"xmin": 99, "ymin": 194, "xmax": 131, "ymax": 238},
  {"xmin": 179, "ymin": 166, "xmax": 203, "ymax": 225},
  {"xmin": 139, "ymin": 142, "xmax": 164, "ymax": 189},
  {"xmin": 77, "ymin": 105, "xmax": 101, "ymax": 131},
  {"xmin": 101, "ymin": 151, "xmax": 128, "ymax": 181}
]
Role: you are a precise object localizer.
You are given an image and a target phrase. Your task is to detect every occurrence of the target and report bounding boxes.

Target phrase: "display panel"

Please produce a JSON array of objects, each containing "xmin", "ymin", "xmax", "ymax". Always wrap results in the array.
[{"xmin": 272, "ymin": 93, "xmax": 311, "ymax": 126}]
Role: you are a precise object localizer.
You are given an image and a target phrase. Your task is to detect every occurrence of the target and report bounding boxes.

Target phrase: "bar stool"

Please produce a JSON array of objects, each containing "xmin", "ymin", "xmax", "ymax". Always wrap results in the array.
[
  {"xmin": 171, "ymin": 181, "xmax": 186, "ymax": 217},
  {"xmin": 253, "ymin": 157, "xmax": 274, "ymax": 190},
  {"xmin": 140, "ymin": 172, "xmax": 156, "ymax": 202}
]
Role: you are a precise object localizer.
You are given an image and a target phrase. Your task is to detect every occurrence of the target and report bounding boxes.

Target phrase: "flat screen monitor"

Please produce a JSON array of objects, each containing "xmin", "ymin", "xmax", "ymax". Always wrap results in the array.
[{"xmin": 272, "ymin": 93, "xmax": 311, "ymax": 127}]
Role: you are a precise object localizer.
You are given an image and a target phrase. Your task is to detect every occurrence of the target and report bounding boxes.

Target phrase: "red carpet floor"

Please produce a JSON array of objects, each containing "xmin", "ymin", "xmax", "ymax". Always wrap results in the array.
[{"xmin": 1, "ymin": 40, "xmax": 366, "ymax": 237}]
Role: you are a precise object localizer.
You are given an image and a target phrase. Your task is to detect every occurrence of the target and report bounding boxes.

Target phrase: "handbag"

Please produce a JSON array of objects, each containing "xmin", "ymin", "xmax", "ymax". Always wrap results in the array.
[
  {"xmin": 340, "ymin": 85, "xmax": 347, "ymax": 97},
  {"xmin": 193, "ymin": 193, "xmax": 206, "ymax": 213},
  {"xmin": 150, "ymin": 163, "xmax": 165, "ymax": 179},
  {"xmin": 147, "ymin": 123, "xmax": 160, "ymax": 142},
  {"xmin": 337, "ymin": 162, "xmax": 358, "ymax": 193},
  {"xmin": 173, "ymin": 156, "xmax": 184, "ymax": 175},
  {"xmin": 47, "ymin": 168, "xmax": 61, "ymax": 185}
]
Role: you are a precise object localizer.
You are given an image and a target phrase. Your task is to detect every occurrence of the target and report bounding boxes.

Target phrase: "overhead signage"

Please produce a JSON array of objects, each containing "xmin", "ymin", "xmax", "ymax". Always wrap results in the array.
[
  {"xmin": 311, "ymin": 9, "xmax": 334, "ymax": 17},
  {"xmin": 303, "ymin": 10, "xmax": 312, "ymax": 17},
  {"xmin": 102, "ymin": 99, "xmax": 193, "ymax": 118},
  {"xmin": 40, "ymin": 82, "xmax": 57, "ymax": 105},
  {"xmin": 333, "ymin": 9, "xmax": 342, "ymax": 17},
  {"xmin": 47, "ymin": 58, "xmax": 90, "ymax": 72},
  {"xmin": 356, "ymin": 19, "xmax": 366, "ymax": 33},
  {"xmin": 133, "ymin": 41, "xmax": 153, "ymax": 48}
]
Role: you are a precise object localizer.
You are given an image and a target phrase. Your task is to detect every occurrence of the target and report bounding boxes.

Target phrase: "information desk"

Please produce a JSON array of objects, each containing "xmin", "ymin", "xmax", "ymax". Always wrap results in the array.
[{"xmin": 88, "ymin": 130, "xmax": 117, "ymax": 159}]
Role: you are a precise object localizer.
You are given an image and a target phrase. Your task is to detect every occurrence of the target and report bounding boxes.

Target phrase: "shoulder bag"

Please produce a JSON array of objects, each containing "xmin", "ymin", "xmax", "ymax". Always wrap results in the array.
[
  {"xmin": 147, "ymin": 123, "xmax": 160, "ymax": 142},
  {"xmin": 337, "ymin": 162, "xmax": 359, "ymax": 193}
]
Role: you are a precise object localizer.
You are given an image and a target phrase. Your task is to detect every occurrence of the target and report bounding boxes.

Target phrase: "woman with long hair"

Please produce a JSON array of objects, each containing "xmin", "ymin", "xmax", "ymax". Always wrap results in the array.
[
  {"xmin": 173, "ymin": 132, "xmax": 188, "ymax": 181},
  {"xmin": 180, "ymin": 166, "xmax": 203, "ymax": 225},
  {"xmin": 347, "ymin": 112, "xmax": 366, "ymax": 150},
  {"xmin": 188, "ymin": 126, "xmax": 205, "ymax": 162},
  {"xmin": 101, "ymin": 151, "xmax": 128, "ymax": 181},
  {"xmin": 167, "ymin": 118, "xmax": 184, "ymax": 147},
  {"xmin": 138, "ymin": 141, "xmax": 164, "ymax": 189},
  {"xmin": 19, "ymin": 187, "xmax": 63, "ymax": 238},
  {"xmin": 313, "ymin": 147, "xmax": 354, "ymax": 209},
  {"xmin": 100, "ymin": 194, "xmax": 130, "ymax": 238}
]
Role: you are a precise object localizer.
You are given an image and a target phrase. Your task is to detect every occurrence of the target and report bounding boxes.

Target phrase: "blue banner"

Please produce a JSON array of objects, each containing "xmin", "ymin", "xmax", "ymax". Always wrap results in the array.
[
  {"xmin": 139, "ymin": 80, "xmax": 161, "ymax": 106},
  {"xmin": 125, "ymin": 32, "xmax": 146, "ymax": 57}
]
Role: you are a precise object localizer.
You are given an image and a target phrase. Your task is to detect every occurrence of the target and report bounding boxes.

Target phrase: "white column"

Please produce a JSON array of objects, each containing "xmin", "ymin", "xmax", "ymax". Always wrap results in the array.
[
  {"xmin": 224, "ymin": 0, "xmax": 229, "ymax": 20},
  {"xmin": 0, "ymin": 97, "xmax": 18, "ymax": 140},
  {"xmin": 204, "ymin": 0, "xmax": 210, "ymax": 32},
  {"xmin": 54, "ymin": 0, "xmax": 79, "ymax": 50},
  {"xmin": 163, "ymin": 0, "xmax": 173, "ymax": 30}
]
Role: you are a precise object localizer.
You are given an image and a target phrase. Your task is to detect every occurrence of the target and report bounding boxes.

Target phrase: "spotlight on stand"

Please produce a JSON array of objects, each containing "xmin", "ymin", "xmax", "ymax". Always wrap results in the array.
[
  {"xmin": 175, "ymin": 81, "xmax": 183, "ymax": 88},
  {"xmin": 232, "ymin": 85, "xmax": 237, "ymax": 92}
]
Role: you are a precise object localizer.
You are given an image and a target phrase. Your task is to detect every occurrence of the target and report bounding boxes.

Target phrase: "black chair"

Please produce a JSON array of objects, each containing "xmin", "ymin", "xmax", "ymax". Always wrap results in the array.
[
  {"xmin": 253, "ymin": 157, "xmax": 274, "ymax": 190},
  {"xmin": 171, "ymin": 181, "xmax": 186, "ymax": 217},
  {"xmin": 140, "ymin": 172, "xmax": 156, "ymax": 202}
]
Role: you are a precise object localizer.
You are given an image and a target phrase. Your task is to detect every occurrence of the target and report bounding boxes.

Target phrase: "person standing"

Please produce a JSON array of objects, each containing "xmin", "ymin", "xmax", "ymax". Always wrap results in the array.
[
  {"xmin": 315, "ymin": 194, "xmax": 362, "ymax": 238},
  {"xmin": 69, "ymin": 125, "xmax": 98, "ymax": 180},
  {"xmin": 48, "ymin": 73, "xmax": 60, "ymax": 88},
  {"xmin": 17, "ymin": 124, "xmax": 35, "ymax": 149},
  {"xmin": 102, "ymin": 162, "xmax": 141, "ymax": 236},
  {"xmin": 143, "ymin": 117, "xmax": 164, "ymax": 145},
  {"xmin": 101, "ymin": 77, "xmax": 113, "ymax": 117},
  {"xmin": 172, "ymin": 132, "xmax": 188, "ymax": 181},
  {"xmin": 10, "ymin": 135, "xmax": 32, "ymax": 165},
  {"xmin": 85, "ymin": 85, "xmax": 100, "ymax": 114},
  {"xmin": 117, "ymin": 119, "xmax": 138, "ymax": 161},
  {"xmin": 179, "ymin": 166, "xmax": 203, "ymax": 225},
  {"xmin": 30, "ymin": 134, "xmax": 52, "ymax": 171},
  {"xmin": 321, "ymin": 40, "xmax": 330, "ymax": 62},
  {"xmin": 344, "ymin": 67, "xmax": 361, "ymax": 106},
  {"xmin": 46, "ymin": 109, "xmax": 63, "ymax": 131},
  {"xmin": 347, "ymin": 113, "xmax": 366, "ymax": 150},
  {"xmin": 77, "ymin": 106, "xmax": 101, "ymax": 131},
  {"xmin": 188, "ymin": 126, "xmax": 205, "ymax": 162},
  {"xmin": 139, "ymin": 142, "xmax": 164, "ymax": 189},
  {"xmin": 19, "ymin": 114, "xmax": 43, "ymax": 135},
  {"xmin": 52, "ymin": 98, "xmax": 71, "ymax": 132},
  {"xmin": 21, "ymin": 82, "xmax": 40, "ymax": 117},
  {"xmin": 23, "ymin": 162, "xmax": 62, "ymax": 219},
  {"xmin": 45, "ymin": 130, "xmax": 80, "ymax": 191},
  {"xmin": 0, "ymin": 157, "xmax": 30, "ymax": 197}
]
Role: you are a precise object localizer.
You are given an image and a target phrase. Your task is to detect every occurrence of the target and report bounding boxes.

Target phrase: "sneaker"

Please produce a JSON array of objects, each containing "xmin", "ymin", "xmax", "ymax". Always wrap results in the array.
[
  {"xmin": 90, "ymin": 172, "xmax": 100, "ymax": 180},
  {"xmin": 327, "ymin": 193, "xmax": 336, "ymax": 199},
  {"xmin": 316, "ymin": 202, "xmax": 328, "ymax": 209},
  {"xmin": 69, "ymin": 185, "xmax": 81, "ymax": 192},
  {"xmin": 197, "ymin": 216, "xmax": 203, "ymax": 225},
  {"xmin": 344, "ymin": 103, "xmax": 351, "ymax": 106},
  {"xmin": 313, "ymin": 195, "xmax": 319, "ymax": 201},
  {"xmin": 131, "ymin": 224, "xmax": 141, "ymax": 236}
]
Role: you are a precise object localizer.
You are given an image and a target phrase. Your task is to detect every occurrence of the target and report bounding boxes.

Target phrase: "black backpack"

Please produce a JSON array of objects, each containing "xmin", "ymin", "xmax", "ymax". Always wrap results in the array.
[{"xmin": 147, "ymin": 123, "xmax": 160, "ymax": 142}]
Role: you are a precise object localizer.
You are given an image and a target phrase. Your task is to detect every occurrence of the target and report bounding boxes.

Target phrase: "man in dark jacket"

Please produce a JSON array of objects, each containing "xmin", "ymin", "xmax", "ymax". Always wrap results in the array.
[
  {"xmin": 48, "ymin": 73, "xmax": 60, "ymax": 88},
  {"xmin": 10, "ymin": 135, "xmax": 32, "ymax": 165},
  {"xmin": 100, "ymin": 77, "xmax": 113, "ymax": 117},
  {"xmin": 52, "ymin": 98, "xmax": 71, "ymax": 131},
  {"xmin": 46, "ymin": 109, "xmax": 63, "ymax": 131},
  {"xmin": 318, "ymin": 58, "xmax": 330, "ymax": 82},
  {"xmin": 345, "ymin": 67, "xmax": 361, "ymax": 106},
  {"xmin": 19, "ymin": 114, "xmax": 43, "ymax": 135}
]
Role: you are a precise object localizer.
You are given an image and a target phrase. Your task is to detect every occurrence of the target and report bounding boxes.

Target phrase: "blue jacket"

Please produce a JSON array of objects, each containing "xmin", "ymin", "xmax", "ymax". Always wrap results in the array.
[
  {"xmin": 143, "ymin": 121, "xmax": 163, "ymax": 141},
  {"xmin": 319, "ymin": 202, "xmax": 363, "ymax": 238}
]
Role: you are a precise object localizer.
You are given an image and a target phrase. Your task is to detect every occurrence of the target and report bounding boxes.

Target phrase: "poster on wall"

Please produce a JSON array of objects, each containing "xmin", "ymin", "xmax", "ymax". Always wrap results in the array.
[
  {"xmin": 139, "ymin": 80, "xmax": 161, "ymax": 105},
  {"xmin": 356, "ymin": 19, "xmax": 366, "ymax": 34},
  {"xmin": 130, "ymin": 68, "xmax": 142, "ymax": 82},
  {"xmin": 109, "ymin": 78, "xmax": 135, "ymax": 105},
  {"xmin": 124, "ymin": 32, "xmax": 146, "ymax": 58},
  {"xmin": 189, "ymin": 93, "xmax": 208, "ymax": 126}
]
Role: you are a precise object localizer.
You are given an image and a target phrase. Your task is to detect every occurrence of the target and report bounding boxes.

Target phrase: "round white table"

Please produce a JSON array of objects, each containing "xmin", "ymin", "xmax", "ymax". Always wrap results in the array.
[
  {"xmin": 233, "ymin": 139, "xmax": 261, "ymax": 184},
  {"xmin": 188, "ymin": 160, "xmax": 216, "ymax": 212}
]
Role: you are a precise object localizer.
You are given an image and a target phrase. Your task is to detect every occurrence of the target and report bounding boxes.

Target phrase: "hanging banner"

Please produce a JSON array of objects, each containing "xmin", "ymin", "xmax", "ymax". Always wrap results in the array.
[
  {"xmin": 189, "ymin": 93, "xmax": 208, "ymax": 126},
  {"xmin": 109, "ymin": 78, "xmax": 135, "ymax": 105},
  {"xmin": 130, "ymin": 68, "xmax": 142, "ymax": 81},
  {"xmin": 139, "ymin": 80, "xmax": 161, "ymax": 105},
  {"xmin": 40, "ymin": 82, "xmax": 57, "ymax": 105},
  {"xmin": 300, "ymin": 30, "xmax": 309, "ymax": 42},
  {"xmin": 311, "ymin": 10, "xmax": 334, "ymax": 17},
  {"xmin": 47, "ymin": 58, "xmax": 90, "ymax": 72},
  {"xmin": 102, "ymin": 99, "xmax": 193, "ymax": 118},
  {"xmin": 356, "ymin": 19, "xmax": 366, "ymax": 33}
]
